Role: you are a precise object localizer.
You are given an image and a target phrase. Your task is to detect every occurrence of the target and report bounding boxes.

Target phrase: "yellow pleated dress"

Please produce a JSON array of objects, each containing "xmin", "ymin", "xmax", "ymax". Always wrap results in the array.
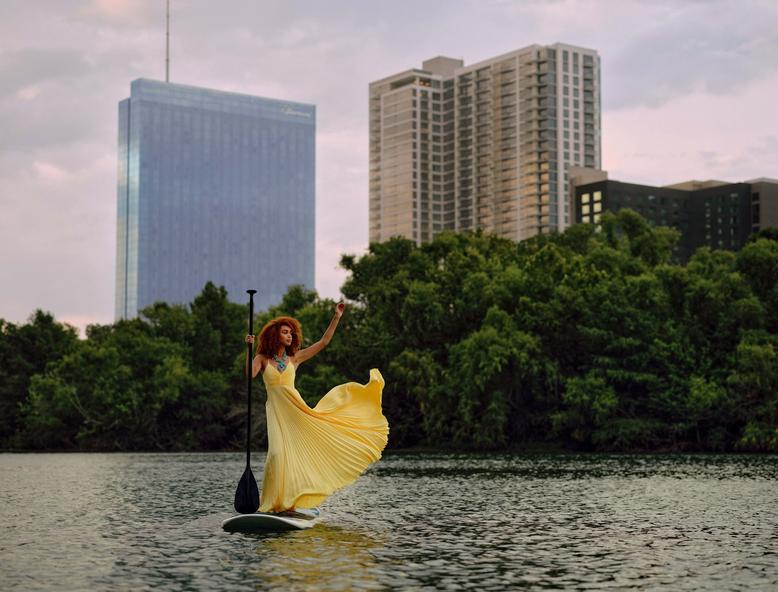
[{"xmin": 259, "ymin": 362, "xmax": 389, "ymax": 513}]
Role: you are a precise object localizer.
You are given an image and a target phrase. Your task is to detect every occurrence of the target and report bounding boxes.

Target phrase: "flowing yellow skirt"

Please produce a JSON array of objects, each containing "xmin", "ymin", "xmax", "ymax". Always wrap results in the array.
[{"xmin": 259, "ymin": 363, "xmax": 389, "ymax": 512}]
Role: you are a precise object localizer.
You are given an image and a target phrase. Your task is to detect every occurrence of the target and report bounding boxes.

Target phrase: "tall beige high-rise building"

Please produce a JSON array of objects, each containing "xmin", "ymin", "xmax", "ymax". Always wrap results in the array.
[{"xmin": 369, "ymin": 43, "xmax": 601, "ymax": 244}]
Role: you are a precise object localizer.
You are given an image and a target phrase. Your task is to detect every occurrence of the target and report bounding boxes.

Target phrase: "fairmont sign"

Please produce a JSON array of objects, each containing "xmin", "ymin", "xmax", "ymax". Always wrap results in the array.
[{"xmin": 282, "ymin": 106, "xmax": 312, "ymax": 118}]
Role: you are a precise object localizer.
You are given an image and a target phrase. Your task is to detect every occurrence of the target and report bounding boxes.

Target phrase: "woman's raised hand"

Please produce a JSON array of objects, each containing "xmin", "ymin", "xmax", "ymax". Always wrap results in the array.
[{"xmin": 335, "ymin": 301, "xmax": 345, "ymax": 318}]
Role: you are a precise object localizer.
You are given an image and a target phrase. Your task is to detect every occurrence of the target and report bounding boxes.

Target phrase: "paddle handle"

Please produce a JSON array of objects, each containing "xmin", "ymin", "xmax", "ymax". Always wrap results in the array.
[{"xmin": 246, "ymin": 289, "xmax": 257, "ymax": 471}]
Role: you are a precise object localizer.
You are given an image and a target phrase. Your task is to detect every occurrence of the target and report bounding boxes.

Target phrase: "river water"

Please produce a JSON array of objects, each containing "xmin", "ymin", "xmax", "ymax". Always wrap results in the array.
[{"xmin": 1, "ymin": 452, "xmax": 776, "ymax": 590}]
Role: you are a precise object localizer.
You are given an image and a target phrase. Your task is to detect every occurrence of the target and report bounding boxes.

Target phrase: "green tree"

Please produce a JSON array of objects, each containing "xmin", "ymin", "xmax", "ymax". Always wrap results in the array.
[
  {"xmin": 0, "ymin": 311, "xmax": 78, "ymax": 446},
  {"xmin": 443, "ymin": 307, "xmax": 548, "ymax": 449},
  {"xmin": 20, "ymin": 320, "xmax": 188, "ymax": 449},
  {"xmin": 736, "ymin": 238, "xmax": 778, "ymax": 333},
  {"xmin": 188, "ymin": 282, "xmax": 245, "ymax": 372},
  {"xmin": 5, "ymin": 215, "xmax": 776, "ymax": 453},
  {"xmin": 728, "ymin": 339, "xmax": 778, "ymax": 451},
  {"xmin": 552, "ymin": 372, "xmax": 618, "ymax": 446}
]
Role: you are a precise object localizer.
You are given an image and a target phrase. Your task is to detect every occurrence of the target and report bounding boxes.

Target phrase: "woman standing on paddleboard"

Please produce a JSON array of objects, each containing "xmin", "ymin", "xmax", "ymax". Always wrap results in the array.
[{"xmin": 245, "ymin": 302, "xmax": 388, "ymax": 513}]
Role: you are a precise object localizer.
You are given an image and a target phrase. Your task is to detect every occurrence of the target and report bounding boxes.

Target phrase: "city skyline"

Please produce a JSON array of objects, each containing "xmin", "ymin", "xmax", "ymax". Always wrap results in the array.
[{"xmin": 1, "ymin": 0, "xmax": 777, "ymax": 332}]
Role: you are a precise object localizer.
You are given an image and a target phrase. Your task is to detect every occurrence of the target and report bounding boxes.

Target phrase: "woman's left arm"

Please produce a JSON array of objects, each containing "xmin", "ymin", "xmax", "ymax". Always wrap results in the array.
[{"xmin": 295, "ymin": 302, "xmax": 345, "ymax": 364}]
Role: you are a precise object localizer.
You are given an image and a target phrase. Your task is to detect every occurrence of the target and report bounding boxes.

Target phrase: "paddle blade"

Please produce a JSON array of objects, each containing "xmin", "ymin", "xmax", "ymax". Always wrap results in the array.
[{"xmin": 234, "ymin": 467, "xmax": 260, "ymax": 514}]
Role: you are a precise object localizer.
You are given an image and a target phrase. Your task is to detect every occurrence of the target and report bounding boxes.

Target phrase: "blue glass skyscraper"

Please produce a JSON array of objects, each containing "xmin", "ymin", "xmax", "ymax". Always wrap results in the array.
[{"xmin": 115, "ymin": 79, "xmax": 315, "ymax": 318}]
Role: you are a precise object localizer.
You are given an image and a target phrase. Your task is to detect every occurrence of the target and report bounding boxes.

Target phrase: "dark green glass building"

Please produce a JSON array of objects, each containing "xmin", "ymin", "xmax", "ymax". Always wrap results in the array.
[{"xmin": 573, "ymin": 175, "xmax": 778, "ymax": 261}]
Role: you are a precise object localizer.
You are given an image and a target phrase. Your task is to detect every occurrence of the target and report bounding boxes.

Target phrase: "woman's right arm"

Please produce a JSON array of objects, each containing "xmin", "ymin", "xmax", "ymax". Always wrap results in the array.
[{"xmin": 244, "ymin": 335, "xmax": 263, "ymax": 378}]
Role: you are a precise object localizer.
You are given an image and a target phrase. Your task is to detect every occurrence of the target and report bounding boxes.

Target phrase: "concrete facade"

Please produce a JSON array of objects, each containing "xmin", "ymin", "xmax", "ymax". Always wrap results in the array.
[{"xmin": 369, "ymin": 43, "xmax": 601, "ymax": 245}]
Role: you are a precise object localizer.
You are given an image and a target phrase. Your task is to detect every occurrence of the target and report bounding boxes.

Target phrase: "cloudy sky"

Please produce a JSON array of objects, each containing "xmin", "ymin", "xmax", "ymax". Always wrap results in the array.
[{"xmin": 1, "ymin": 0, "xmax": 777, "ymax": 333}]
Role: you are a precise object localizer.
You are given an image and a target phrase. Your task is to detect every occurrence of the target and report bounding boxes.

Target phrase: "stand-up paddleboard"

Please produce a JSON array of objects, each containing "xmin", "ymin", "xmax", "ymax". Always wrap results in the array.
[{"xmin": 222, "ymin": 508, "xmax": 321, "ymax": 533}]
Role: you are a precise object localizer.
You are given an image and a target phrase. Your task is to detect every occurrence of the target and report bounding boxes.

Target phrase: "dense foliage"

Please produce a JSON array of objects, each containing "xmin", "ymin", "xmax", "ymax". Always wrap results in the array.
[{"xmin": 2, "ymin": 211, "xmax": 777, "ymax": 451}]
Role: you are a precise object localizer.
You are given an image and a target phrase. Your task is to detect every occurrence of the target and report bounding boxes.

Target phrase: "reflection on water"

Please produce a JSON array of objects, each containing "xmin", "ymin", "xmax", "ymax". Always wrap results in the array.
[
  {"xmin": 252, "ymin": 526, "xmax": 384, "ymax": 591},
  {"xmin": 1, "ymin": 452, "xmax": 777, "ymax": 591}
]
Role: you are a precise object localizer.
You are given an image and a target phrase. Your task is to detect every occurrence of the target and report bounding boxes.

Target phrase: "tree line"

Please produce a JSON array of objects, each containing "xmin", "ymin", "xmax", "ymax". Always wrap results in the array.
[{"xmin": 2, "ymin": 210, "xmax": 776, "ymax": 452}]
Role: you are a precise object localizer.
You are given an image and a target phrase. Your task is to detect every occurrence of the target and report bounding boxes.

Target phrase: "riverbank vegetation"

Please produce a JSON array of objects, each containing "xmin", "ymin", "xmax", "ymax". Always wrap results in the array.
[{"xmin": 2, "ymin": 211, "xmax": 777, "ymax": 452}]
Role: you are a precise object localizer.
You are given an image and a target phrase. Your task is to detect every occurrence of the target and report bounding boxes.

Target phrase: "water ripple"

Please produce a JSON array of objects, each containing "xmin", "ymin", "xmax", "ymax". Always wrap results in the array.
[{"xmin": 1, "ymin": 452, "xmax": 776, "ymax": 591}]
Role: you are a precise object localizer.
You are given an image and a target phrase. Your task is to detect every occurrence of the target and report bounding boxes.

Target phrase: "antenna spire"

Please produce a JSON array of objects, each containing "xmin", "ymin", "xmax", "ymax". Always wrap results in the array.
[{"xmin": 165, "ymin": 0, "xmax": 170, "ymax": 82}]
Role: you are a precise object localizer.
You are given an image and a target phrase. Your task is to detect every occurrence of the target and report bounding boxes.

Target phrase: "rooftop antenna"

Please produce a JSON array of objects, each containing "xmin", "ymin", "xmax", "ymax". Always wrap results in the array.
[{"xmin": 165, "ymin": 0, "xmax": 170, "ymax": 82}]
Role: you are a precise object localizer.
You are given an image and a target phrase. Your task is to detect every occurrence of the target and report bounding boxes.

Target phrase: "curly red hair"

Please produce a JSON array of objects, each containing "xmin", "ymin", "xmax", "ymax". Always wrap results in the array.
[{"xmin": 256, "ymin": 316, "xmax": 303, "ymax": 357}]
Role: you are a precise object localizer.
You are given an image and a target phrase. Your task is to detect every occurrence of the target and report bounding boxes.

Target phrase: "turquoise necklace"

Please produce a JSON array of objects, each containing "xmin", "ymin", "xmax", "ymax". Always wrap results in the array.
[{"xmin": 273, "ymin": 351, "xmax": 288, "ymax": 372}]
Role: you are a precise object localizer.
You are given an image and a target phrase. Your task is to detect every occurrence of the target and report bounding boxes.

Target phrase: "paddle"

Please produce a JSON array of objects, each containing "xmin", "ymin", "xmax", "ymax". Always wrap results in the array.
[{"xmin": 234, "ymin": 289, "xmax": 260, "ymax": 514}]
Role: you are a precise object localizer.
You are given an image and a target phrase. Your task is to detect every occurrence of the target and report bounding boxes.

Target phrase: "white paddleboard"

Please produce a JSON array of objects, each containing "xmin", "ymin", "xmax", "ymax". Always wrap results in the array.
[{"xmin": 222, "ymin": 508, "xmax": 320, "ymax": 533}]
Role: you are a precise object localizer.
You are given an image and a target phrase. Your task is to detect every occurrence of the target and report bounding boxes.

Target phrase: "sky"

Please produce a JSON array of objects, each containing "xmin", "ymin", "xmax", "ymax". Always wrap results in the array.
[{"xmin": 1, "ymin": 0, "xmax": 777, "ymax": 333}]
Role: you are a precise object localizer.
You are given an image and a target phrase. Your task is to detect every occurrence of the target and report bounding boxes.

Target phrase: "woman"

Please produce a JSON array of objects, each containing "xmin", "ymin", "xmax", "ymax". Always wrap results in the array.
[{"xmin": 245, "ymin": 302, "xmax": 388, "ymax": 513}]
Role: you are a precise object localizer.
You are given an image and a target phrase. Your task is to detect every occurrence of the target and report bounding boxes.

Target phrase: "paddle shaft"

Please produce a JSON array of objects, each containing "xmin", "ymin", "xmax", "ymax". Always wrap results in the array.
[
  {"xmin": 246, "ymin": 290, "xmax": 256, "ymax": 474},
  {"xmin": 231, "ymin": 289, "xmax": 260, "ymax": 514}
]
